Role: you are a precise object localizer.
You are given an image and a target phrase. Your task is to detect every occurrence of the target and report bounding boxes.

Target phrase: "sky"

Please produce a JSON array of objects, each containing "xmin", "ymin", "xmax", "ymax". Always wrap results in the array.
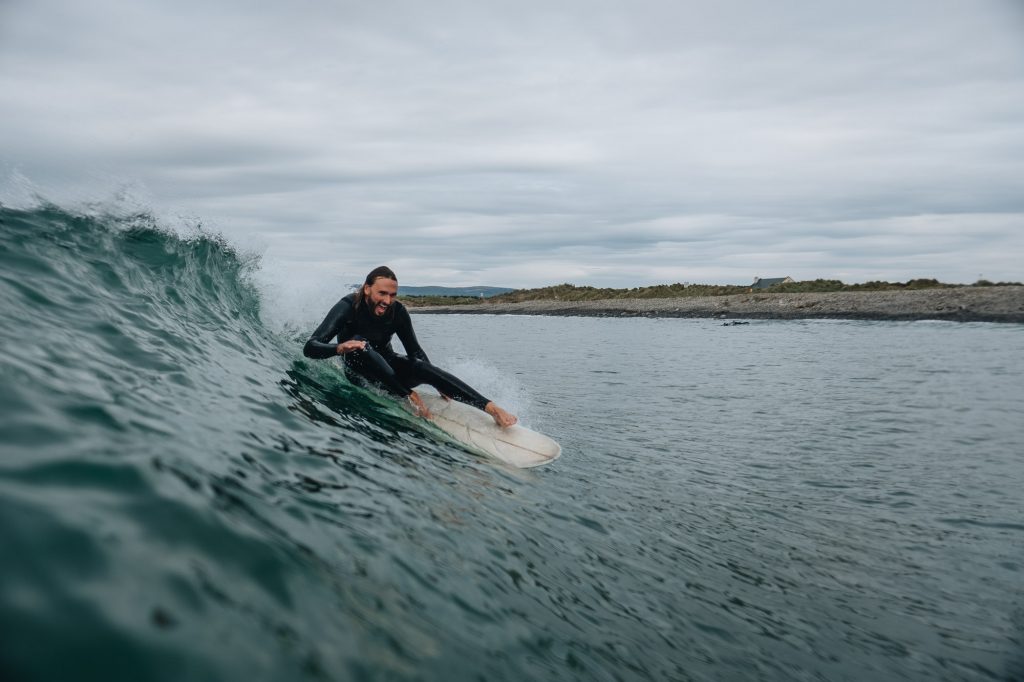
[{"xmin": 2, "ymin": 0, "xmax": 1023, "ymax": 288}]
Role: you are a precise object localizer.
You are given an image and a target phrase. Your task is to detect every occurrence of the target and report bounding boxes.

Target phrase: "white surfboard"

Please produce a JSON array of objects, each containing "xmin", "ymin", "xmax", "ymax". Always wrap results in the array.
[{"xmin": 416, "ymin": 393, "xmax": 561, "ymax": 468}]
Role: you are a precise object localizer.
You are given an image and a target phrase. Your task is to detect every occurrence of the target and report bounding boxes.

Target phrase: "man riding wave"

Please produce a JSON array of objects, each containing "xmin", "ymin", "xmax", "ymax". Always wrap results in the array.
[{"xmin": 303, "ymin": 266, "xmax": 518, "ymax": 428}]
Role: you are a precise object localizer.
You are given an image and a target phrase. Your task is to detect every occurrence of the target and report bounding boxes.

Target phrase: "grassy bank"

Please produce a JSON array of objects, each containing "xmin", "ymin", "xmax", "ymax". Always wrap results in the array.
[{"xmin": 402, "ymin": 279, "xmax": 1021, "ymax": 307}]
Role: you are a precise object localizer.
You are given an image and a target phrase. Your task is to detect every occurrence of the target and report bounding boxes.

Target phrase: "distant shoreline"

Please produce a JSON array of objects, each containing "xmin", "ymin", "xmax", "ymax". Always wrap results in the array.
[{"xmin": 410, "ymin": 286, "xmax": 1024, "ymax": 323}]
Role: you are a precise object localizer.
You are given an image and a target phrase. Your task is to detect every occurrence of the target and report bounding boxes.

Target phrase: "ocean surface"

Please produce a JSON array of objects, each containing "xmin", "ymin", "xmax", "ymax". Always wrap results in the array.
[{"xmin": 2, "ymin": 204, "xmax": 1023, "ymax": 682}]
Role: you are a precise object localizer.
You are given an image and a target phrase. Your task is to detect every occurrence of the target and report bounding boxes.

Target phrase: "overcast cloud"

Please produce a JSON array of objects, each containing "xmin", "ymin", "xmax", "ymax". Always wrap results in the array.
[{"xmin": 2, "ymin": 0, "xmax": 1023, "ymax": 287}]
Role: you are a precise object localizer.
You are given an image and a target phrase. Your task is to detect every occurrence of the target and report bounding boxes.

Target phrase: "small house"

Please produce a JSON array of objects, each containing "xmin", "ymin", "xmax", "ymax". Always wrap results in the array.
[{"xmin": 750, "ymin": 276, "xmax": 794, "ymax": 290}]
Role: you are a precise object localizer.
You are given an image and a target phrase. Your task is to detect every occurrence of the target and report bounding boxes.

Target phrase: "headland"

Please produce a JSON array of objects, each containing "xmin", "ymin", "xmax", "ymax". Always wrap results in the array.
[{"xmin": 409, "ymin": 286, "xmax": 1024, "ymax": 323}]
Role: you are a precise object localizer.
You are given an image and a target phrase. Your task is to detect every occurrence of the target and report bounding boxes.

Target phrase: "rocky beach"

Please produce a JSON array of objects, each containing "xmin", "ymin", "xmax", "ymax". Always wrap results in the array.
[{"xmin": 410, "ymin": 286, "xmax": 1024, "ymax": 323}]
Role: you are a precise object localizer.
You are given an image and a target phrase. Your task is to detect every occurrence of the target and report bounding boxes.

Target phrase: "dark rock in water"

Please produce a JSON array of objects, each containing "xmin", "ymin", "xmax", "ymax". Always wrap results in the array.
[{"xmin": 151, "ymin": 607, "xmax": 178, "ymax": 629}]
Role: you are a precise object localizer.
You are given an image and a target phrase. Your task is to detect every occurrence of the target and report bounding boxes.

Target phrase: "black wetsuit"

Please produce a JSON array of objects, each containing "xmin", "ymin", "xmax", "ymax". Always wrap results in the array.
[{"xmin": 303, "ymin": 293, "xmax": 491, "ymax": 411}]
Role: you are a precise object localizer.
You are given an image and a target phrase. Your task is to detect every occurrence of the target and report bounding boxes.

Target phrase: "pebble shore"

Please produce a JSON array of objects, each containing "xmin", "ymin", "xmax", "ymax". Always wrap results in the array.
[{"xmin": 410, "ymin": 286, "xmax": 1024, "ymax": 323}]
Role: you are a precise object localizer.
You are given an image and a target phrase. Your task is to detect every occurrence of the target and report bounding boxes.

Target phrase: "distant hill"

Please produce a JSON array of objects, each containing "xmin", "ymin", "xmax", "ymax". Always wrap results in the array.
[{"xmin": 400, "ymin": 285, "xmax": 515, "ymax": 298}]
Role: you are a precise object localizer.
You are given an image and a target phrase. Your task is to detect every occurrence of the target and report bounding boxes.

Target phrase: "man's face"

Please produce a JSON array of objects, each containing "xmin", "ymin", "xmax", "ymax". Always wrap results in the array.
[{"xmin": 364, "ymin": 278, "xmax": 398, "ymax": 316}]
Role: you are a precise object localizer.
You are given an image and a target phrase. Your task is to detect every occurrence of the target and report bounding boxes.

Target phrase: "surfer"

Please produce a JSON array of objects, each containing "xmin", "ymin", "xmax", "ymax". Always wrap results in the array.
[{"xmin": 303, "ymin": 266, "xmax": 518, "ymax": 428}]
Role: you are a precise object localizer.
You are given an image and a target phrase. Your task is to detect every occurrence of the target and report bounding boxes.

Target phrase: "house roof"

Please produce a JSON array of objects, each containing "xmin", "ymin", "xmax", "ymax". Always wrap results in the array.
[{"xmin": 751, "ymin": 277, "xmax": 791, "ymax": 289}]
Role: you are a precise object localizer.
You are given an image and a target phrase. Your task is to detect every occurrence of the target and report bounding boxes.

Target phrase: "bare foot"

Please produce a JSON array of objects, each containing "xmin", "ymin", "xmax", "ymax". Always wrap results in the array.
[
  {"xmin": 408, "ymin": 391, "xmax": 433, "ymax": 419},
  {"xmin": 484, "ymin": 402, "xmax": 518, "ymax": 428}
]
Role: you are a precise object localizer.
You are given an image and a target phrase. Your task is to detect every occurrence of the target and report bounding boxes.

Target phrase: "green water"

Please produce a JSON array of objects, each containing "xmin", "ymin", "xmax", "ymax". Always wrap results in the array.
[{"xmin": 1, "ymin": 204, "xmax": 1022, "ymax": 681}]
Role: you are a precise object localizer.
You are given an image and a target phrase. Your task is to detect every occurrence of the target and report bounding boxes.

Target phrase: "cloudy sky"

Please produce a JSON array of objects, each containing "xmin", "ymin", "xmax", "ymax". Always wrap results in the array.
[{"xmin": 2, "ymin": 0, "xmax": 1023, "ymax": 288}]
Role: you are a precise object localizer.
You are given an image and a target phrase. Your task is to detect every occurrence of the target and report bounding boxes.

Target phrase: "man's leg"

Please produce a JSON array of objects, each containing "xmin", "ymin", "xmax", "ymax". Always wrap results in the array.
[
  {"xmin": 343, "ymin": 346, "xmax": 410, "ymax": 398},
  {"xmin": 391, "ymin": 356, "xmax": 518, "ymax": 427}
]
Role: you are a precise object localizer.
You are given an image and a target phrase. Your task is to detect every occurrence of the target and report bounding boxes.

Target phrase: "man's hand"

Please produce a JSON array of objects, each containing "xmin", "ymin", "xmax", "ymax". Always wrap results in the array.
[
  {"xmin": 336, "ymin": 339, "xmax": 367, "ymax": 355},
  {"xmin": 408, "ymin": 390, "xmax": 433, "ymax": 419}
]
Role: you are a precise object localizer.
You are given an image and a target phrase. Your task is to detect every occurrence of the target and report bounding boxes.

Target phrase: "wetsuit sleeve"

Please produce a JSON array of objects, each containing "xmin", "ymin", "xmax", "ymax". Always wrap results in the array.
[
  {"xmin": 303, "ymin": 297, "xmax": 354, "ymax": 359},
  {"xmin": 394, "ymin": 304, "xmax": 430, "ymax": 363}
]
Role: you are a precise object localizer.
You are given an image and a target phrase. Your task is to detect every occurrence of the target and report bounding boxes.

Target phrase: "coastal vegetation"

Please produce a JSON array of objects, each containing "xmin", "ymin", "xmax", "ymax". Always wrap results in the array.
[
  {"xmin": 401, "ymin": 278, "xmax": 1021, "ymax": 307},
  {"xmin": 401, "ymin": 295, "xmax": 485, "ymax": 307}
]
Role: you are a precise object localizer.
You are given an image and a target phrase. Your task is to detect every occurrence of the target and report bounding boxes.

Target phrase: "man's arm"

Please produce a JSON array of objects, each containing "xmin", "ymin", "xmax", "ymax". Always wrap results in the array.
[
  {"xmin": 394, "ymin": 304, "xmax": 430, "ymax": 364},
  {"xmin": 303, "ymin": 296, "xmax": 355, "ymax": 359}
]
